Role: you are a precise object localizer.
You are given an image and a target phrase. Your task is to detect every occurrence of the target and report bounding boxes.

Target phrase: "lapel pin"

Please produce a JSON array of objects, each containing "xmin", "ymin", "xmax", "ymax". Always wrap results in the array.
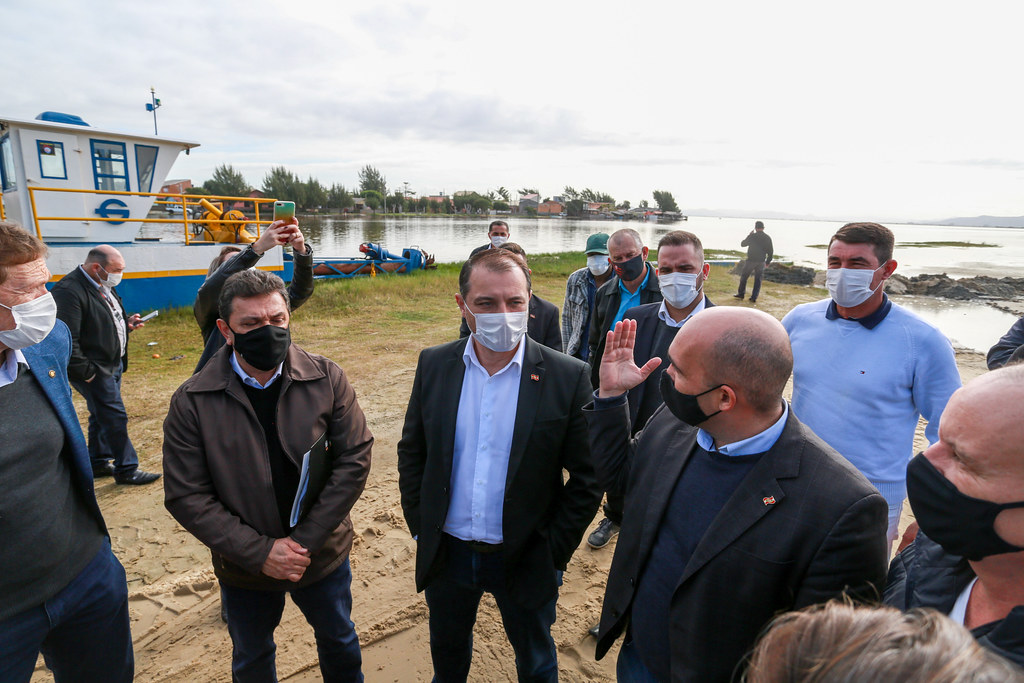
[
  {"xmin": 48, "ymin": 370, "xmax": 56, "ymax": 378},
  {"xmin": 531, "ymin": 374, "xmax": 540, "ymax": 382},
  {"xmin": 530, "ymin": 313, "xmax": 536, "ymax": 319},
  {"xmin": 762, "ymin": 496, "xmax": 776, "ymax": 506}
]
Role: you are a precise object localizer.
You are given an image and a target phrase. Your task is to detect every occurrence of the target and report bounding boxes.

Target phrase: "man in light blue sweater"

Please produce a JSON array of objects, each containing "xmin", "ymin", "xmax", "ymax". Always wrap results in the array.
[{"xmin": 782, "ymin": 222, "xmax": 961, "ymax": 551}]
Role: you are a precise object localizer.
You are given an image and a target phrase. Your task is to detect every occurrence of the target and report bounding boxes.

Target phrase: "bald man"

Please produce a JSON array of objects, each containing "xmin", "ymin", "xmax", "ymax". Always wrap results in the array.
[
  {"xmin": 585, "ymin": 307, "xmax": 888, "ymax": 683},
  {"xmin": 52, "ymin": 246, "xmax": 160, "ymax": 485},
  {"xmin": 885, "ymin": 364, "xmax": 1024, "ymax": 667}
]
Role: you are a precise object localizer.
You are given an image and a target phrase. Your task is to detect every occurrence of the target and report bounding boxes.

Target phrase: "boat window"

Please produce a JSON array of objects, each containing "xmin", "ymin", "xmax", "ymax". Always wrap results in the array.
[
  {"xmin": 90, "ymin": 140, "xmax": 129, "ymax": 192},
  {"xmin": 0, "ymin": 135, "xmax": 16, "ymax": 192},
  {"xmin": 38, "ymin": 140, "xmax": 67, "ymax": 180},
  {"xmin": 135, "ymin": 145, "xmax": 158, "ymax": 193}
]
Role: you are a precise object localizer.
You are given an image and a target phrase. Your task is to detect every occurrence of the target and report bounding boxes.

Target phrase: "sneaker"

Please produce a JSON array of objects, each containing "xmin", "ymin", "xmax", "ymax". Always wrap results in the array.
[
  {"xmin": 92, "ymin": 462, "xmax": 116, "ymax": 478},
  {"xmin": 587, "ymin": 518, "xmax": 620, "ymax": 549},
  {"xmin": 733, "ymin": 294, "xmax": 744, "ymax": 300},
  {"xmin": 115, "ymin": 469, "xmax": 162, "ymax": 486},
  {"xmin": 749, "ymin": 298, "xmax": 757, "ymax": 304}
]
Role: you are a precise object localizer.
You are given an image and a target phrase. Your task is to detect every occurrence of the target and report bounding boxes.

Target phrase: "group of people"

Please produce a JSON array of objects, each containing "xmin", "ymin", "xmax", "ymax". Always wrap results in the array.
[{"xmin": 2, "ymin": 215, "xmax": 1023, "ymax": 682}]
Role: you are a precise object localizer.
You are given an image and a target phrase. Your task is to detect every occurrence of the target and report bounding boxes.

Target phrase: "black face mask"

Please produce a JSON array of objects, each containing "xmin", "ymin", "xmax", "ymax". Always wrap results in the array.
[
  {"xmin": 613, "ymin": 253, "xmax": 646, "ymax": 282},
  {"xmin": 906, "ymin": 452, "xmax": 1024, "ymax": 561},
  {"xmin": 230, "ymin": 324, "xmax": 291, "ymax": 371},
  {"xmin": 659, "ymin": 372, "xmax": 723, "ymax": 426}
]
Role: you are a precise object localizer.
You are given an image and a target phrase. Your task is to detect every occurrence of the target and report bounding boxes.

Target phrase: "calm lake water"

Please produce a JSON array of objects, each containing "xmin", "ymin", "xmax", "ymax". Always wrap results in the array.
[{"xmin": 292, "ymin": 214, "xmax": 1021, "ymax": 353}]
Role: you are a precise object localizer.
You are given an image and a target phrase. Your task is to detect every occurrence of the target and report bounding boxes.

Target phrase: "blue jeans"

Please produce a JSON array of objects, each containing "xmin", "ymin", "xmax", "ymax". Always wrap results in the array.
[
  {"xmin": 616, "ymin": 636, "xmax": 660, "ymax": 683},
  {"xmin": 737, "ymin": 260, "xmax": 765, "ymax": 300},
  {"xmin": 220, "ymin": 558, "xmax": 362, "ymax": 683},
  {"xmin": 424, "ymin": 535, "xmax": 559, "ymax": 683},
  {"xmin": 0, "ymin": 539, "xmax": 133, "ymax": 683},
  {"xmin": 70, "ymin": 367, "xmax": 139, "ymax": 475}
]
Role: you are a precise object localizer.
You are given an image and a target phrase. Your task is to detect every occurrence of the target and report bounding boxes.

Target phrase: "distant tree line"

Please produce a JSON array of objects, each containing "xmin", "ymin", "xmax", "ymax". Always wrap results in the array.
[{"xmin": 187, "ymin": 164, "xmax": 680, "ymax": 215}]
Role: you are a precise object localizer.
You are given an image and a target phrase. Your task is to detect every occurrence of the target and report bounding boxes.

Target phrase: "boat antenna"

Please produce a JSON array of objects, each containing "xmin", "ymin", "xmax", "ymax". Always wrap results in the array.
[{"xmin": 146, "ymin": 87, "xmax": 162, "ymax": 135}]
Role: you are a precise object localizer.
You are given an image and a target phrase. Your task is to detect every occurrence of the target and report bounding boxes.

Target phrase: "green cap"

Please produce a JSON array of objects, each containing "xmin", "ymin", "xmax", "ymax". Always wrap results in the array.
[{"xmin": 585, "ymin": 232, "xmax": 610, "ymax": 255}]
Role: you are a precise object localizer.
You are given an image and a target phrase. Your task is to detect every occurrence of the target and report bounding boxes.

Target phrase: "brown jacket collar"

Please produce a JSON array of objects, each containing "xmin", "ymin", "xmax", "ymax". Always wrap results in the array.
[{"xmin": 188, "ymin": 340, "xmax": 327, "ymax": 393}]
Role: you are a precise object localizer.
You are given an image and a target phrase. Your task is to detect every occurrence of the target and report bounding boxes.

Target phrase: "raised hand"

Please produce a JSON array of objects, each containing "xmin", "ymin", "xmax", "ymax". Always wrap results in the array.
[{"xmin": 598, "ymin": 319, "xmax": 663, "ymax": 398}]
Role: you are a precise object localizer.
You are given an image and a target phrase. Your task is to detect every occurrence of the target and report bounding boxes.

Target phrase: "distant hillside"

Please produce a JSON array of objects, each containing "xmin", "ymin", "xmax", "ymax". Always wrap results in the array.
[{"xmin": 925, "ymin": 216, "xmax": 1024, "ymax": 228}]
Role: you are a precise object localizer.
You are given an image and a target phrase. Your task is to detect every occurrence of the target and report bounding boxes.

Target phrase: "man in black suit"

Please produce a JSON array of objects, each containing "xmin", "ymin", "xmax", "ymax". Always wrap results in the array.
[
  {"xmin": 586, "ymin": 230, "xmax": 713, "ymax": 553},
  {"xmin": 52, "ymin": 245, "xmax": 160, "ymax": 485},
  {"xmin": 458, "ymin": 243, "xmax": 561, "ymax": 350},
  {"xmin": 398, "ymin": 248, "xmax": 601, "ymax": 682},
  {"xmin": 469, "ymin": 219, "xmax": 510, "ymax": 257},
  {"xmin": 586, "ymin": 306, "xmax": 888, "ymax": 682}
]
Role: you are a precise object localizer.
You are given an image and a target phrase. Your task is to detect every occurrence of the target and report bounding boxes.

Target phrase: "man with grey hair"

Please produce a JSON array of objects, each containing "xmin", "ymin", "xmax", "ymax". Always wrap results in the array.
[
  {"xmin": 52, "ymin": 244, "xmax": 160, "ymax": 485},
  {"xmin": 0, "ymin": 222, "xmax": 134, "ymax": 681},
  {"xmin": 586, "ymin": 306, "xmax": 888, "ymax": 682},
  {"xmin": 163, "ymin": 269, "xmax": 373, "ymax": 681}
]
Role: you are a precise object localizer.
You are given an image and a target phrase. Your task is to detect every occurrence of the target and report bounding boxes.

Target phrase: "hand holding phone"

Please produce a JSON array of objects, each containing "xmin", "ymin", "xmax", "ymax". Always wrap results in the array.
[{"xmin": 140, "ymin": 310, "xmax": 159, "ymax": 322}]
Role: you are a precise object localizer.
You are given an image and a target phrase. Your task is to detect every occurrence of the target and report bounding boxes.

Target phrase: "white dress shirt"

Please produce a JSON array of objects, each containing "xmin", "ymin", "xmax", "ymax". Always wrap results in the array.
[
  {"xmin": 657, "ymin": 294, "xmax": 706, "ymax": 328},
  {"xmin": 444, "ymin": 338, "xmax": 525, "ymax": 543}
]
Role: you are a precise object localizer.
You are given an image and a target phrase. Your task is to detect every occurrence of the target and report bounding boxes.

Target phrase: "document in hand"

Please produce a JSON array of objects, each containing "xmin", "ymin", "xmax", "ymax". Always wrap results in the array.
[{"xmin": 289, "ymin": 431, "xmax": 330, "ymax": 528}]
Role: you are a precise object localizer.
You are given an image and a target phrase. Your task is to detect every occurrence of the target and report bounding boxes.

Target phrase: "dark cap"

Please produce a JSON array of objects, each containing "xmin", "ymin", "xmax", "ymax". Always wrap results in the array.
[{"xmin": 585, "ymin": 232, "xmax": 610, "ymax": 255}]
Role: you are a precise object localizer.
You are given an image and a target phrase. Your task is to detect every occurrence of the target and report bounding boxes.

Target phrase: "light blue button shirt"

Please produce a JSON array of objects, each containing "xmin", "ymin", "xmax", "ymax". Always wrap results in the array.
[
  {"xmin": 697, "ymin": 401, "xmax": 789, "ymax": 456},
  {"xmin": 657, "ymin": 295, "xmax": 706, "ymax": 328},
  {"xmin": 444, "ymin": 338, "xmax": 525, "ymax": 543},
  {"xmin": 229, "ymin": 351, "xmax": 283, "ymax": 389},
  {"xmin": 614, "ymin": 264, "xmax": 652, "ymax": 325},
  {"xmin": 0, "ymin": 349, "xmax": 28, "ymax": 389}
]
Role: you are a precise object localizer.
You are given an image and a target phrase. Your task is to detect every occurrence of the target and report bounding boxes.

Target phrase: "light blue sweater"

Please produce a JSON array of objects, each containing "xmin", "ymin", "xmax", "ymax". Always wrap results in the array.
[{"xmin": 782, "ymin": 299, "xmax": 961, "ymax": 502}]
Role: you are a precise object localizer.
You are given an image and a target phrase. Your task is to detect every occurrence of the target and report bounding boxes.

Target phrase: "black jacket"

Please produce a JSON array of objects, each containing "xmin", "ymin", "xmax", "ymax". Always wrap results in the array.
[
  {"xmin": 987, "ymin": 316, "xmax": 1024, "ymax": 370},
  {"xmin": 884, "ymin": 533, "xmax": 1024, "ymax": 667},
  {"xmin": 193, "ymin": 245, "xmax": 315, "ymax": 373},
  {"xmin": 51, "ymin": 267, "xmax": 130, "ymax": 382},
  {"xmin": 587, "ymin": 264, "xmax": 662, "ymax": 387},
  {"xmin": 741, "ymin": 231, "xmax": 773, "ymax": 265},
  {"xmin": 397, "ymin": 336, "xmax": 601, "ymax": 609},
  {"xmin": 457, "ymin": 294, "xmax": 562, "ymax": 351},
  {"xmin": 622, "ymin": 296, "xmax": 714, "ymax": 434},
  {"xmin": 585, "ymin": 401, "xmax": 888, "ymax": 682}
]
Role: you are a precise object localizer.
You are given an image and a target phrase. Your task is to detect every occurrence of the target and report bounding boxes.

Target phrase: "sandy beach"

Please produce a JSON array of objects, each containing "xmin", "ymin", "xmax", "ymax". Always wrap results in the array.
[{"xmin": 29, "ymin": 268, "xmax": 994, "ymax": 682}]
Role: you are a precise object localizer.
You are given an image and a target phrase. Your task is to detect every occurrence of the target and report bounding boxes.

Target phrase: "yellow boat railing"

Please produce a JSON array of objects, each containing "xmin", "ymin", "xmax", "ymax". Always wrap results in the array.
[{"xmin": 24, "ymin": 186, "xmax": 278, "ymax": 245}]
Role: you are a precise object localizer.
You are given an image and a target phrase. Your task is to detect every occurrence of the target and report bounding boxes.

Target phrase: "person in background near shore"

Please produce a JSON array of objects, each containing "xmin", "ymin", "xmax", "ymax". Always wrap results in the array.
[
  {"xmin": 734, "ymin": 220, "xmax": 773, "ymax": 303},
  {"xmin": 986, "ymin": 315, "xmax": 1024, "ymax": 369},
  {"xmin": 783, "ymin": 222, "xmax": 961, "ymax": 552},
  {"xmin": 163, "ymin": 270, "xmax": 373, "ymax": 682},
  {"xmin": 747, "ymin": 601, "xmax": 1023, "ymax": 682},
  {"xmin": 561, "ymin": 232, "xmax": 612, "ymax": 361},
  {"xmin": 458, "ymin": 243, "xmax": 561, "ymax": 350},
  {"xmin": 586, "ymin": 228, "xmax": 662, "ymax": 553},
  {"xmin": 885, "ymin": 364, "xmax": 1024, "ymax": 668},
  {"xmin": 398, "ymin": 248, "xmax": 601, "ymax": 682},
  {"xmin": 193, "ymin": 218, "xmax": 314, "ymax": 373},
  {"xmin": 585, "ymin": 307, "xmax": 888, "ymax": 682},
  {"xmin": 469, "ymin": 219, "xmax": 510, "ymax": 257},
  {"xmin": 52, "ymin": 244, "xmax": 161, "ymax": 485},
  {"xmin": 0, "ymin": 222, "xmax": 134, "ymax": 682}
]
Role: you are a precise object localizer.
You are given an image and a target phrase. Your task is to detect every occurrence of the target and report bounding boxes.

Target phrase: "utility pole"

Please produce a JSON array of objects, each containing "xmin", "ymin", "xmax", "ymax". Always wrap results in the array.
[{"xmin": 145, "ymin": 87, "xmax": 161, "ymax": 135}]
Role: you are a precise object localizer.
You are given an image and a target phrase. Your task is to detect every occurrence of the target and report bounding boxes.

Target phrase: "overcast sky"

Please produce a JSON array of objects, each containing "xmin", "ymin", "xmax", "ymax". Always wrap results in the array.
[{"xmin": 6, "ymin": 0, "xmax": 1023, "ymax": 221}]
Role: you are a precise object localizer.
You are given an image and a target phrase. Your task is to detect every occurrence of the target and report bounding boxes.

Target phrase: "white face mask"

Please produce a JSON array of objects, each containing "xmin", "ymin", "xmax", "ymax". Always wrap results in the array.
[
  {"xmin": 659, "ymin": 271, "xmax": 702, "ymax": 309},
  {"xmin": 587, "ymin": 255, "xmax": 610, "ymax": 276},
  {"xmin": 490, "ymin": 235, "xmax": 509, "ymax": 248},
  {"xmin": 98, "ymin": 266, "xmax": 122, "ymax": 288},
  {"xmin": 464, "ymin": 303, "xmax": 528, "ymax": 352},
  {"xmin": 826, "ymin": 263, "xmax": 886, "ymax": 308},
  {"xmin": 0, "ymin": 292, "xmax": 57, "ymax": 350}
]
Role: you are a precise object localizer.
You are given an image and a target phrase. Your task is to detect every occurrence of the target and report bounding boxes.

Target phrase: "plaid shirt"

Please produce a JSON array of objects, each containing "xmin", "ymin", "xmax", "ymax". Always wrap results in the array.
[{"xmin": 561, "ymin": 267, "xmax": 597, "ymax": 360}]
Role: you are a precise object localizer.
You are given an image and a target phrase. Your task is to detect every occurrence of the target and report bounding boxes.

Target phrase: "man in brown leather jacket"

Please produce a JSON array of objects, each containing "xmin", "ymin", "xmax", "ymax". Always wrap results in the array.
[{"xmin": 163, "ymin": 269, "xmax": 373, "ymax": 682}]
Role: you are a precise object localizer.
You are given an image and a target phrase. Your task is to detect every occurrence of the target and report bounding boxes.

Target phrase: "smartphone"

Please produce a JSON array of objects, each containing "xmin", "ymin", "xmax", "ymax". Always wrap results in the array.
[
  {"xmin": 140, "ymin": 310, "xmax": 159, "ymax": 322},
  {"xmin": 273, "ymin": 201, "xmax": 296, "ymax": 222}
]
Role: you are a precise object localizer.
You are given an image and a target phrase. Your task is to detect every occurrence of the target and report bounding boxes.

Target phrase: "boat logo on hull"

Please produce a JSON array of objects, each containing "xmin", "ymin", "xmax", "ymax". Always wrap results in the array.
[{"xmin": 95, "ymin": 198, "xmax": 130, "ymax": 225}]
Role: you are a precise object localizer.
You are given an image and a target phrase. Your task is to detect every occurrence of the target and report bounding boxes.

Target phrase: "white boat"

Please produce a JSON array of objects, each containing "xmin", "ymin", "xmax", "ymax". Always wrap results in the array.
[{"xmin": 0, "ymin": 112, "xmax": 285, "ymax": 312}]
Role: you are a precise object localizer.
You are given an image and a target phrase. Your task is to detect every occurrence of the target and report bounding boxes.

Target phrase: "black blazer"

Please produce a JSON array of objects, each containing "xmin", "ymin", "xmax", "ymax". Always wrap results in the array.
[
  {"xmin": 398, "ymin": 336, "xmax": 601, "ymax": 609},
  {"xmin": 587, "ymin": 265, "xmax": 661, "ymax": 387},
  {"xmin": 584, "ymin": 401, "xmax": 889, "ymax": 682},
  {"xmin": 52, "ymin": 267, "xmax": 130, "ymax": 383},
  {"xmin": 622, "ymin": 296, "xmax": 714, "ymax": 433},
  {"xmin": 457, "ymin": 295, "xmax": 562, "ymax": 352}
]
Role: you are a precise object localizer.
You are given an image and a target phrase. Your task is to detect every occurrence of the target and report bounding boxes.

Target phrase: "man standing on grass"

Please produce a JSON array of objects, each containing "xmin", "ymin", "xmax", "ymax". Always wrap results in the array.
[
  {"xmin": 164, "ymin": 269, "xmax": 373, "ymax": 682},
  {"xmin": 562, "ymin": 232, "xmax": 612, "ymax": 361},
  {"xmin": 734, "ymin": 220, "xmax": 773, "ymax": 303},
  {"xmin": 399, "ymin": 248, "xmax": 600, "ymax": 682},
  {"xmin": 782, "ymin": 222, "xmax": 962, "ymax": 552}
]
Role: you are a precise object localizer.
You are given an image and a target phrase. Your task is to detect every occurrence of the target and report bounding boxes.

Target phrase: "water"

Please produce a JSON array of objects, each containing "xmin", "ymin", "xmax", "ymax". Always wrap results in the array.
[
  {"xmin": 295, "ymin": 214, "xmax": 1024, "ymax": 279},
  {"xmin": 893, "ymin": 297, "xmax": 1017, "ymax": 354}
]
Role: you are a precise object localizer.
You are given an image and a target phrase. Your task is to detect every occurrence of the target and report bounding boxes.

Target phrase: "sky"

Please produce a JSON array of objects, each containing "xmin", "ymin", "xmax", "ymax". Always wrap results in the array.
[{"xmin": 6, "ymin": 0, "xmax": 1024, "ymax": 221}]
